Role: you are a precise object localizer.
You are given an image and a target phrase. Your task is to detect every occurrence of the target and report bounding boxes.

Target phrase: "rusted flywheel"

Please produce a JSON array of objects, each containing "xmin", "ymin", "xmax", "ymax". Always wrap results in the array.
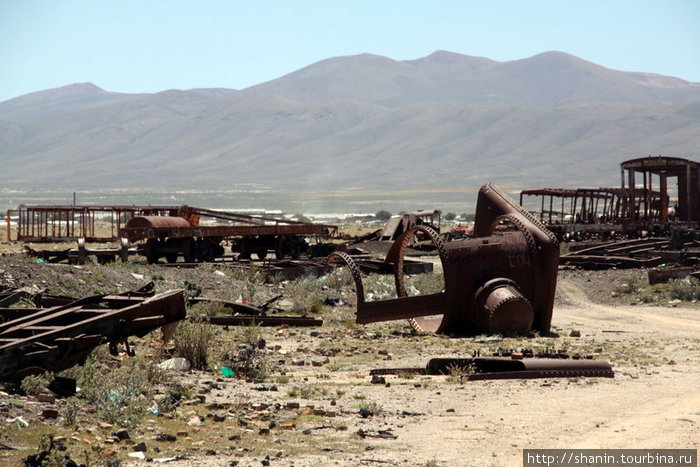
[{"xmin": 326, "ymin": 225, "xmax": 449, "ymax": 333}]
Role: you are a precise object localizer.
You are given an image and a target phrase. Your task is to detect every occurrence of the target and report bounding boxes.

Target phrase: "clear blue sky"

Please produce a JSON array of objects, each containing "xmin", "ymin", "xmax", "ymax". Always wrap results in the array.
[{"xmin": 1, "ymin": 0, "xmax": 699, "ymax": 103}]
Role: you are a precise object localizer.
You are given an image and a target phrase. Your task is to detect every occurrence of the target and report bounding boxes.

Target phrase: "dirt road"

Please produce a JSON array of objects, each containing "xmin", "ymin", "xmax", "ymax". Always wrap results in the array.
[{"xmin": 134, "ymin": 277, "xmax": 699, "ymax": 467}]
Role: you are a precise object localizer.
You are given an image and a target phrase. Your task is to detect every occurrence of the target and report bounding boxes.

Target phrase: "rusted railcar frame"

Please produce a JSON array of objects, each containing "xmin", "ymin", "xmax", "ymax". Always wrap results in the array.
[{"xmin": 0, "ymin": 290, "xmax": 186, "ymax": 381}]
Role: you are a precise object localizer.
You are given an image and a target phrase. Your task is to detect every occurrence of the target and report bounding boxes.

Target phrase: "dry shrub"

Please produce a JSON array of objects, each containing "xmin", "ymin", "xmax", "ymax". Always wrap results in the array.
[
  {"xmin": 20, "ymin": 372, "xmax": 54, "ymax": 396},
  {"xmin": 286, "ymin": 276, "xmax": 323, "ymax": 313},
  {"xmin": 668, "ymin": 277, "xmax": 700, "ymax": 301},
  {"xmin": 79, "ymin": 356, "xmax": 156, "ymax": 427},
  {"xmin": 173, "ymin": 317, "xmax": 215, "ymax": 370}
]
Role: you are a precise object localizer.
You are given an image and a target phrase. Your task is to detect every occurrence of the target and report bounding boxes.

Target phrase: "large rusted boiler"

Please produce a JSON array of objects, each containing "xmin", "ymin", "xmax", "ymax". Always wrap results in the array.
[{"xmin": 328, "ymin": 183, "xmax": 559, "ymax": 335}]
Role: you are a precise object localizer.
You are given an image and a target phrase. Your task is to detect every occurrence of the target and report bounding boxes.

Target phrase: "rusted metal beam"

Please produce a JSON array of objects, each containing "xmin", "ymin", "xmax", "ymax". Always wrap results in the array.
[
  {"xmin": 370, "ymin": 355, "xmax": 613, "ymax": 380},
  {"xmin": 560, "ymin": 237, "xmax": 670, "ymax": 269},
  {"xmin": 204, "ymin": 315, "xmax": 322, "ymax": 327},
  {"xmin": 187, "ymin": 297, "xmax": 322, "ymax": 327},
  {"xmin": 425, "ymin": 357, "xmax": 614, "ymax": 379}
]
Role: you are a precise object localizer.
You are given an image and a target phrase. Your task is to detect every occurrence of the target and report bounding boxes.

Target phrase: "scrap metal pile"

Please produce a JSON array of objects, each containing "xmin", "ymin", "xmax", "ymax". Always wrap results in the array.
[
  {"xmin": 0, "ymin": 283, "xmax": 331, "ymax": 381},
  {"xmin": 560, "ymin": 237, "xmax": 671, "ymax": 269},
  {"xmin": 329, "ymin": 183, "xmax": 560, "ymax": 335}
]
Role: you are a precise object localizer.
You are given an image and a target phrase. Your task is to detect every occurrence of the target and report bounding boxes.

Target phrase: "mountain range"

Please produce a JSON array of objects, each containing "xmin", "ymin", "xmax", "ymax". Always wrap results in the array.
[{"xmin": 1, "ymin": 50, "xmax": 699, "ymax": 205}]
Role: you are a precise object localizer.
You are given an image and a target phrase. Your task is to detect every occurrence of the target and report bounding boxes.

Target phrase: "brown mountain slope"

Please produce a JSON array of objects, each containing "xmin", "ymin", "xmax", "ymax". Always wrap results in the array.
[{"xmin": 1, "ymin": 51, "xmax": 699, "ymax": 195}]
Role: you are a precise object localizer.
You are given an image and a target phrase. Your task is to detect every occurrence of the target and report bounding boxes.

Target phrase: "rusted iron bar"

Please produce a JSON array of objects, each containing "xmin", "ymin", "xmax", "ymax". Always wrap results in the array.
[
  {"xmin": 425, "ymin": 357, "xmax": 614, "ymax": 379},
  {"xmin": 560, "ymin": 255, "xmax": 665, "ymax": 269},
  {"xmin": 187, "ymin": 297, "xmax": 322, "ymax": 327},
  {"xmin": 648, "ymin": 266, "xmax": 699, "ymax": 284},
  {"xmin": 560, "ymin": 238, "xmax": 670, "ymax": 269},
  {"xmin": 370, "ymin": 356, "xmax": 613, "ymax": 380},
  {"xmin": 0, "ymin": 289, "xmax": 185, "ymax": 381},
  {"xmin": 327, "ymin": 183, "xmax": 559, "ymax": 335},
  {"xmin": 204, "ymin": 315, "xmax": 322, "ymax": 327}
]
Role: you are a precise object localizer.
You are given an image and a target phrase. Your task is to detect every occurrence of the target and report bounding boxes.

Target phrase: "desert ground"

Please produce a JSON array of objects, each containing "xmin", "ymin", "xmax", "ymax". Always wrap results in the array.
[{"xmin": 0, "ymin": 241, "xmax": 698, "ymax": 467}]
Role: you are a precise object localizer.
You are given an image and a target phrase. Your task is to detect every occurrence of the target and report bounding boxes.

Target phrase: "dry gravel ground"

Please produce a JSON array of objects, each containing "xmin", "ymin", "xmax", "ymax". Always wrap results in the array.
[{"xmin": 0, "ymin": 246, "xmax": 699, "ymax": 467}]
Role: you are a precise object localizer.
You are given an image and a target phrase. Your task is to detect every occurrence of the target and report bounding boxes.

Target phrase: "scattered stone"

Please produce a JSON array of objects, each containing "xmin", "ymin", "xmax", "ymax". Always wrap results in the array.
[
  {"xmin": 188, "ymin": 415, "xmax": 204, "ymax": 426},
  {"xmin": 37, "ymin": 393, "xmax": 56, "ymax": 403},
  {"xmin": 286, "ymin": 402, "xmax": 300, "ymax": 409},
  {"xmin": 259, "ymin": 427, "xmax": 271, "ymax": 435},
  {"xmin": 359, "ymin": 407, "xmax": 373, "ymax": 418},
  {"xmin": 209, "ymin": 412, "xmax": 227, "ymax": 422},
  {"xmin": 41, "ymin": 408, "xmax": 59, "ymax": 419},
  {"xmin": 10, "ymin": 416, "xmax": 29, "ymax": 428},
  {"xmin": 570, "ymin": 330, "xmax": 581, "ymax": 337},
  {"xmin": 133, "ymin": 442, "xmax": 147, "ymax": 452},
  {"xmin": 155, "ymin": 433, "xmax": 177, "ymax": 442},
  {"xmin": 157, "ymin": 357, "xmax": 191, "ymax": 371},
  {"xmin": 113, "ymin": 428, "xmax": 130, "ymax": 441},
  {"xmin": 127, "ymin": 451, "xmax": 146, "ymax": 459},
  {"xmin": 370, "ymin": 375, "xmax": 386, "ymax": 385}
]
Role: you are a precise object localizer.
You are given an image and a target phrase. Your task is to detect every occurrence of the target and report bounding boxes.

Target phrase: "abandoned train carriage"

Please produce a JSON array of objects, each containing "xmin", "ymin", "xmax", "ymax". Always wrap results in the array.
[
  {"xmin": 520, "ymin": 156, "xmax": 700, "ymax": 240},
  {"xmin": 6, "ymin": 204, "xmax": 338, "ymax": 263}
]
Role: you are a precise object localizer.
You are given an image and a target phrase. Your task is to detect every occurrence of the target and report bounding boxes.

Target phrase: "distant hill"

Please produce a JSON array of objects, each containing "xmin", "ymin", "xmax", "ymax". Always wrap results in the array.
[
  {"xmin": 245, "ymin": 51, "xmax": 700, "ymax": 106},
  {"xmin": 1, "ymin": 51, "xmax": 699, "ymax": 200}
]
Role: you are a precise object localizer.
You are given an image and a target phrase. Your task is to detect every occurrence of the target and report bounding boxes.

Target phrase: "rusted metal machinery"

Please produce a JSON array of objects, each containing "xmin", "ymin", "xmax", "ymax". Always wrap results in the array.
[
  {"xmin": 0, "ymin": 289, "xmax": 186, "ymax": 381},
  {"xmin": 327, "ymin": 183, "xmax": 559, "ymax": 335},
  {"xmin": 351, "ymin": 210, "xmax": 442, "ymax": 246},
  {"xmin": 122, "ymin": 205, "xmax": 338, "ymax": 263},
  {"xmin": 520, "ymin": 156, "xmax": 700, "ymax": 240}
]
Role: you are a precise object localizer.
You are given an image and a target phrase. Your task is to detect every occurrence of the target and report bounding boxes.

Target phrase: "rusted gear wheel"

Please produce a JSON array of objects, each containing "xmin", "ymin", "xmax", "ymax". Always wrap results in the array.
[
  {"xmin": 325, "ymin": 251, "xmax": 366, "ymax": 309},
  {"xmin": 384, "ymin": 225, "xmax": 449, "ymax": 333}
]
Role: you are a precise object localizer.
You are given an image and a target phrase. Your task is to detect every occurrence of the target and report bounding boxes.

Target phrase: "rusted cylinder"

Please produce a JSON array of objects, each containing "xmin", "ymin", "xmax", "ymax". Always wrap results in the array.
[
  {"xmin": 473, "ymin": 278, "xmax": 534, "ymax": 332},
  {"xmin": 125, "ymin": 216, "xmax": 191, "ymax": 229}
]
